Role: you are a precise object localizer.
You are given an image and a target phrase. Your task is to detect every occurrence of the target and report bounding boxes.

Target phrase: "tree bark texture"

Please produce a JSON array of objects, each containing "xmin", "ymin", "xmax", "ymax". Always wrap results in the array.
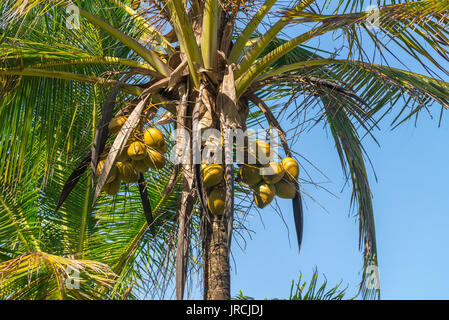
[{"xmin": 203, "ymin": 214, "xmax": 230, "ymax": 300}]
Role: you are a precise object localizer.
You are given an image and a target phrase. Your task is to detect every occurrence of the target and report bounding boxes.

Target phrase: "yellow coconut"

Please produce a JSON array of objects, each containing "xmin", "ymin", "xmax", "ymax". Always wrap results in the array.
[
  {"xmin": 132, "ymin": 157, "xmax": 151, "ymax": 173},
  {"xmin": 282, "ymin": 157, "xmax": 299, "ymax": 180},
  {"xmin": 144, "ymin": 128, "xmax": 167, "ymax": 154},
  {"xmin": 207, "ymin": 188, "xmax": 226, "ymax": 215},
  {"xmin": 116, "ymin": 161, "xmax": 138, "ymax": 183},
  {"xmin": 96, "ymin": 159, "xmax": 117, "ymax": 184},
  {"xmin": 253, "ymin": 183, "xmax": 276, "ymax": 209},
  {"xmin": 274, "ymin": 179, "xmax": 297, "ymax": 199},
  {"xmin": 146, "ymin": 149, "xmax": 166, "ymax": 170},
  {"xmin": 256, "ymin": 140, "xmax": 271, "ymax": 160},
  {"xmin": 202, "ymin": 164, "xmax": 224, "ymax": 188},
  {"xmin": 247, "ymin": 140, "xmax": 271, "ymax": 165},
  {"xmin": 103, "ymin": 177, "xmax": 121, "ymax": 195},
  {"xmin": 108, "ymin": 116, "xmax": 127, "ymax": 134},
  {"xmin": 262, "ymin": 162, "xmax": 285, "ymax": 184},
  {"xmin": 239, "ymin": 164, "xmax": 261, "ymax": 186},
  {"xmin": 127, "ymin": 141, "xmax": 147, "ymax": 160}
]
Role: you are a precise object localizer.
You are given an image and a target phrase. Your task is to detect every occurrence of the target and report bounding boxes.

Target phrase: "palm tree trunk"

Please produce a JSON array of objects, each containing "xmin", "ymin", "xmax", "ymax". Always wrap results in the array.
[
  {"xmin": 202, "ymin": 131, "xmax": 234, "ymax": 300},
  {"xmin": 203, "ymin": 214, "xmax": 230, "ymax": 300}
]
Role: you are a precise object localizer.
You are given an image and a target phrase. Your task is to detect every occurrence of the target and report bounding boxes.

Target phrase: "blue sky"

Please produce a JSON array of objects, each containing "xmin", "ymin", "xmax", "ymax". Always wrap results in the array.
[
  {"xmin": 186, "ymin": 109, "xmax": 449, "ymax": 300},
  {"xmin": 225, "ymin": 1, "xmax": 449, "ymax": 300},
  {"xmin": 229, "ymin": 112, "xmax": 449, "ymax": 299}
]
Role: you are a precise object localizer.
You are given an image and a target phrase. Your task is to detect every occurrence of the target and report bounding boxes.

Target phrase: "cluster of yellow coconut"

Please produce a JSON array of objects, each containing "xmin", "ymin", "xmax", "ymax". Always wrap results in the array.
[
  {"xmin": 96, "ymin": 116, "xmax": 168, "ymax": 195},
  {"xmin": 240, "ymin": 156, "xmax": 299, "ymax": 209},
  {"xmin": 204, "ymin": 141, "xmax": 299, "ymax": 215}
]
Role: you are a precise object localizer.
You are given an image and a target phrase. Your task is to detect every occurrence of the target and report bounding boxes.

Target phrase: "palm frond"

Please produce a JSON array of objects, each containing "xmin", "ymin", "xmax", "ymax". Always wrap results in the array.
[
  {"xmin": 234, "ymin": 269, "xmax": 352, "ymax": 300},
  {"xmin": 0, "ymin": 251, "xmax": 116, "ymax": 300},
  {"xmin": 282, "ymin": 0, "xmax": 449, "ymax": 72},
  {"xmin": 321, "ymin": 92, "xmax": 379, "ymax": 299}
]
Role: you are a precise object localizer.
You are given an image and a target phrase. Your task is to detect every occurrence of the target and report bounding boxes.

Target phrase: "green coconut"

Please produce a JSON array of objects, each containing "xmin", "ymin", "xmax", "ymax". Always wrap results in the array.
[
  {"xmin": 274, "ymin": 179, "xmax": 297, "ymax": 199},
  {"xmin": 132, "ymin": 157, "xmax": 151, "ymax": 173},
  {"xmin": 103, "ymin": 177, "xmax": 121, "ymax": 195},
  {"xmin": 262, "ymin": 162, "xmax": 285, "ymax": 184},
  {"xmin": 146, "ymin": 149, "xmax": 166, "ymax": 170},
  {"xmin": 116, "ymin": 161, "xmax": 138, "ymax": 183},
  {"xmin": 239, "ymin": 164, "xmax": 262, "ymax": 186},
  {"xmin": 253, "ymin": 183, "xmax": 276, "ymax": 209}
]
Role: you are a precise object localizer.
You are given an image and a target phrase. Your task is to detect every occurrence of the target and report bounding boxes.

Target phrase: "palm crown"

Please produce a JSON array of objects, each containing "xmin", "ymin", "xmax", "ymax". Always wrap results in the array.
[{"xmin": 0, "ymin": 0, "xmax": 448, "ymax": 300}]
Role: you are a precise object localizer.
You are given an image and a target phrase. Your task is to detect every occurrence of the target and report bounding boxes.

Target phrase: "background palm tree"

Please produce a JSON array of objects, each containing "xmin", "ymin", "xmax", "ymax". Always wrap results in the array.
[
  {"xmin": 235, "ymin": 269, "xmax": 352, "ymax": 300},
  {"xmin": 0, "ymin": 0, "xmax": 448, "ymax": 300}
]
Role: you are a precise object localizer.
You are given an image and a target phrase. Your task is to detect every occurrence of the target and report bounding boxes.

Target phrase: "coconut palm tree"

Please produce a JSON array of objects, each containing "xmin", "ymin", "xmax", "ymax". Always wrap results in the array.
[{"xmin": 0, "ymin": 0, "xmax": 448, "ymax": 300}]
